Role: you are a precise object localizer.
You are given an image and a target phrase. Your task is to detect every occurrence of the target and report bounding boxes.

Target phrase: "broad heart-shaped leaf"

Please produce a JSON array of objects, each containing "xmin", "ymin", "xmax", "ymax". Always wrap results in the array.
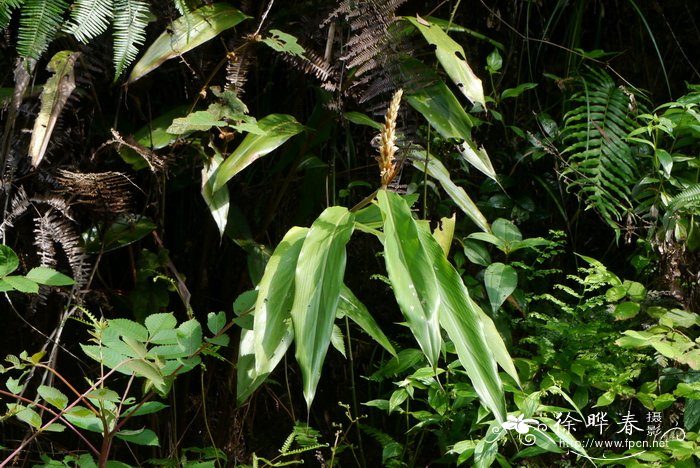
[
  {"xmin": 405, "ymin": 16, "xmax": 486, "ymax": 108},
  {"xmin": 378, "ymin": 191, "xmax": 507, "ymax": 422},
  {"xmin": 409, "ymin": 149, "xmax": 490, "ymax": 232},
  {"xmin": 128, "ymin": 4, "xmax": 250, "ymax": 83},
  {"xmin": 0, "ymin": 244, "xmax": 20, "ymax": 276},
  {"xmin": 337, "ymin": 284, "xmax": 396, "ymax": 357},
  {"xmin": 237, "ymin": 227, "xmax": 307, "ymax": 404},
  {"xmin": 377, "ymin": 190, "xmax": 442, "ymax": 369},
  {"xmin": 212, "ymin": 114, "xmax": 304, "ymax": 192},
  {"xmin": 25, "ymin": 266, "xmax": 74, "ymax": 286},
  {"xmin": 484, "ymin": 263, "xmax": 518, "ymax": 313},
  {"xmin": 290, "ymin": 207, "xmax": 355, "ymax": 411},
  {"xmin": 202, "ymin": 151, "xmax": 230, "ymax": 237}
]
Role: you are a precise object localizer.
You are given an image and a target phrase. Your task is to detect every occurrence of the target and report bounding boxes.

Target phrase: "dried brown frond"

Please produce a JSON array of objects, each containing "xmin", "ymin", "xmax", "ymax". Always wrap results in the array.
[
  {"xmin": 106, "ymin": 129, "xmax": 167, "ymax": 173},
  {"xmin": 55, "ymin": 169, "xmax": 134, "ymax": 214},
  {"xmin": 34, "ymin": 212, "xmax": 90, "ymax": 288}
]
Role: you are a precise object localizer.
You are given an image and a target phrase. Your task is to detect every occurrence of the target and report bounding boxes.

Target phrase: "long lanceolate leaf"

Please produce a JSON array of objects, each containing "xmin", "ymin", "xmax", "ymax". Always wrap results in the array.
[
  {"xmin": 112, "ymin": 0, "xmax": 150, "ymax": 81},
  {"xmin": 377, "ymin": 190, "xmax": 442, "ymax": 368},
  {"xmin": 63, "ymin": 0, "xmax": 113, "ymax": 43},
  {"xmin": 561, "ymin": 68, "xmax": 639, "ymax": 232},
  {"xmin": 377, "ymin": 190, "xmax": 507, "ymax": 422},
  {"xmin": 236, "ymin": 227, "xmax": 308, "ymax": 404},
  {"xmin": 17, "ymin": 0, "xmax": 68, "ymax": 60},
  {"xmin": 290, "ymin": 207, "xmax": 355, "ymax": 410}
]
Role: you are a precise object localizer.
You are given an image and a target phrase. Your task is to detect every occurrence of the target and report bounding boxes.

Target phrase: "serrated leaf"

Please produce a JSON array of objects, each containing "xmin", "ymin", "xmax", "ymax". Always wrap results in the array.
[
  {"xmin": 176, "ymin": 319, "xmax": 202, "ymax": 355},
  {"xmin": 25, "ymin": 267, "xmax": 74, "ymax": 286},
  {"xmin": 0, "ymin": 244, "xmax": 20, "ymax": 276},
  {"xmin": 330, "ymin": 324, "xmax": 346, "ymax": 358},
  {"xmin": 63, "ymin": 0, "xmax": 113, "ymax": 43},
  {"xmin": 109, "ymin": 318, "xmax": 149, "ymax": 342},
  {"xmin": 8, "ymin": 403, "xmax": 42, "ymax": 428},
  {"xmin": 128, "ymin": 3, "xmax": 250, "ymax": 83},
  {"xmin": 37, "ymin": 385, "xmax": 69, "ymax": 410},
  {"xmin": 64, "ymin": 405, "xmax": 102, "ymax": 432},
  {"xmin": 145, "ymin": 312, "xmax": 178, "ymax": 343},
  {"xmin": 115, "ymin": 427, "xmax": 159, "ymax": 446},
  {"xmin": 86, "ymin": 387, "xmax": 121, "ymax": 402},
  {"xmin": 2, "ymin": 275, "xmax": 39, "ymax": 293}
]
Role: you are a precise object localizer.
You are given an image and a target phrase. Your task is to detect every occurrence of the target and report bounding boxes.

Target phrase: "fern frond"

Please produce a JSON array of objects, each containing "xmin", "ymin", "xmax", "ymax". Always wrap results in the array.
[
  {"xmin": 172, "ymin": 0, "xmax": 199, "ymax": 16},
  {"xmin": 560, "ymin": 68, "xmax": 642, "ymax": 231},
  {"xmin": 17, "ymin": 0, "xmax": 69, "ymax": 59},
  {"xmin": 63, "ymin": 0, "xmax": 112, "ymax": 43},
  {"xmin": 0, "ymin": 0, "xmax": 23, "ymax": 29},
  {"xmin": 668, "ymin": 183, "xmax": 700, "ymax": 212},
  {"xmin": 112, "ymin": 0, "xmax": 150, "ymax": 81}
]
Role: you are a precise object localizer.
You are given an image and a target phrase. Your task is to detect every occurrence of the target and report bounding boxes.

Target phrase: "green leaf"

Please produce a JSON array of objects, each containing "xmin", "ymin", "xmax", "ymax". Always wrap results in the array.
[
  {"xmin": 458, "ymin": 140, "xmax": 499, "ymax": 185},
  {"xmin": 406, "ymin": 80, "xmax": 474, "ymax": 142},
  {"xmin": 17, "ymin": 0, "xmax": 69, "ymax": 60},
  {"xmin": 83, "ymin": 215, "xmax": 157, "ymax": 254},
  {"xmin": 63, "ymin": 0, "xmax": 113, "ymax": 43},
  {"xmin": 37, "ymin": 385, "xmax": 69, "ymax": 410},
  {"xmin": 237, "ymin": 228, "xmax": 306, "ymax": 404},
  {"xmin": 337, "ymin": 284, "xmax": 396, "ymax": 357},
  {"xmin": 330, "ymin": 324, "xmax": 346, "ymax": 358},
  {"xmin": 406, "ymin": 15, "xmax": 486, "ymax": 108},
  {"xmin": 3, "ymin": 275, "xmax": 39, "ymax": 293},
  {"xmin": 64, "ymin": 405, "xmax": 102, "ymax": 432},
  {"xmin": 86, "ymin": 387, "xmax": 121, "ymax": 402},
  {"xmin": 378, "ymin": 190, "xmax": 442, "ymax": 368},
  {"xmin": 486, "ymin": 49, "xmax": 502, "ymax": 73},
  {"xmin": 484, "ymin": 263, "xmax": 517, "ymax": 313},
  {"xmin": 202, "ymin": 151, "xmax": 230, "ymax": 237},
  {"xmin": 462, "ymin": 239, "xmax": 491, "ymax": 267},
  {"xmin": 109, "ymin": 318, "xmax": 149, "ymax": 342},
  {"xmin": 123, "ymin": 401, "xmax": 168, "ymax": 417},
  {"xmin": 112, "ymin": 0, "xmax": 150, "ymax": 80},
  {"xmin": 261, "ymin": 29, "xmax": 305, "ymax": 56},
  {"xmin": 290, "ymin": 207, "xmax": 355, "ymax": 410},
  {"xmin": 25, "ymin": 267, "xmax": 74, "ymax": 286},
  {"xmin": 612, "ymin": 302, "xmax": 640, "ymax": 320},
  {"xmin": 128, "ymin": 3, "xmax": 250, "ymax": 83},
  {"xmin": 167, "ymin": 110, "xmax": 227, "ymax": 134},
  {"xmin": 378, "ymin": 191, "xmax": 507, "ymax": 422},
  {"xmin": 115, "ymin": 427, "xmax": 159, "ymax": 446},
  {"xmin": 145, "ymin": 312, "xmax": 178, "ymax": 343},
  {"xmin": 213, "ymin": 114, "xmax": 304, "ymax": 192},
  {"xmin": 176, "ymin": 319, "xmax": 203, "ymax": 355},
  {"xmin": 501, "ymin": 82, "xmax": 538, "ymax": 100},
  {"xmin": 207, "ymin": 311, "xmax": 227, "ymax": 335},
  {"xmin": 343, "ymin": 111, "xmax": 382, "ymax": 130},
  {"xmin": 0, "ymin": 251, "xmax": 20, "ymax": 280},
  {"xmin": 7, "ymin": 403, "xmax": 42, "ymax": 428},
  {"xmin": 409, "ymin": 150, "xmax": 490, "ymax": 232}
]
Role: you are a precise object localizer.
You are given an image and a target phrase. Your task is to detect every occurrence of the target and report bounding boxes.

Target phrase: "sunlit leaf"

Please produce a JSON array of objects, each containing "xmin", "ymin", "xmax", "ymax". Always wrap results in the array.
[
  {"xmin": 261, "ymin": 29, "xmax": 305, "ymax": 56},
  {"xmin": 0, "ymin": 244, "xmax": 19, "ymax": 276},
  {"xmin": 25, "ymin": 267, "xmax": 74, "ymax": 286},
  {"xmin": 406, "ymin": 16, "xmax": 486, "ymax": 108},
  {"xmin": 3, "ymin": 275, "xmax": 39, "ymax": 293},
  {"xmin": 290, "ymin": 207, "xmax": 355, "ymax": 410},
  {"xmin": 128, "ymin": 3, "xmax": 250, "ymax": 83},
  {"xmin": 213, "ymin": 114, "xmax": 304, "ymax": 192},
  {"xmin": 37, "ymin": 385, "xmax": 69, "ymax": 410}
]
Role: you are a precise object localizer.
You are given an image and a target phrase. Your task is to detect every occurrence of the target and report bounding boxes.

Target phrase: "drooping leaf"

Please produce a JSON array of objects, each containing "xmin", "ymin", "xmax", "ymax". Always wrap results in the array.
[
  {"xmin": 17, "ymin": 0, "xmax": 69, "ymax": 60},
  {"xmin": 337, "ymin": 284, "xmax": 396, "ymax": 357},
  {"xmin": 409, "ymin": 150, "xmax": 490, "ymax": 232},
  {"xmin": 378, "ymin": 190, "xmax": 507, "ymax": 422},
  {"xmin": 112, "ymin": 0, "xmax": 150, "ymax": 81},
  {"xmin": 432, "ymin": 214, "xmax": 456, "ymax": 256},
  {"xmin": 128, "ymin": 3, "xmax": 250, "ymax": 83},
  {"xmin": 484, "ymin": 263, "xmax": 518, "ymax": 313},
  {"xmin": 236, "ymin": 227, "xmax": 307, "ymax": 404},
  {"xmin": 63, "ymin": 0, "xmax": 113, "ymax": 43},
  {"xmin": 405, "ymin": 80, "xmax": 474, "ymax": 142},
  {"xmin": 201, "ymin": 150, "xmax": 230, "ymax": 237},
  {"xmin": 406, "ymin": 15, "xmax": 486, "ymax": 108},
  {"xmin": 290, "ymin": 207, "xmax": 355, "ymax": 410},
  {"xmin": 213, "ymin": 114, "xmax": 304, "ymax": 192},
  {"xmin": 377, "ymin": 190, "xmax": 442, "ymax": 368},
  {"xmin": 28, "ymin": 50, "xmax": 80, "ymax": 168}
]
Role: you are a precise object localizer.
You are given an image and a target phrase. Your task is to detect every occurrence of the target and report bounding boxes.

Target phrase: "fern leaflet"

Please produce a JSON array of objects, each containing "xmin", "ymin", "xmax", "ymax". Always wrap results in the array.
[
  {"xmin": 0, "ymin": 0, "xmax": 23, "ymax": 29},
  {"xmin": 560, "ymin": 67, "xmax": 641, "ymax": 231},
  {"xmin": 112, "ymin": 0, "xmax": 149, "ymax": 80},
  {"xmin": 63, "ymin": 0, "xmax": 112, "ymax": 43},
  {"xmin": 17, "ymin": 0, "xmax": 68, "ymax": 59}
]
